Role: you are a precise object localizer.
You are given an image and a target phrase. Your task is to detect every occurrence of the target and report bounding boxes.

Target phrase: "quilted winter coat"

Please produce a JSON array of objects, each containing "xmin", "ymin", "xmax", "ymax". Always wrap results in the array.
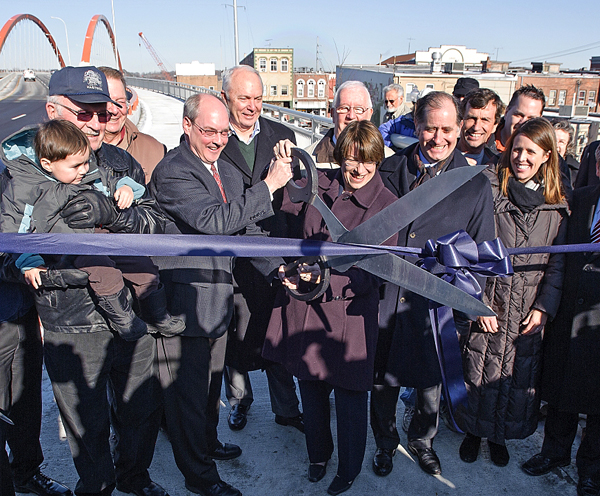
[{"xmin": 459, "ymin": 170, "xmax": 568, "ymax": 443}]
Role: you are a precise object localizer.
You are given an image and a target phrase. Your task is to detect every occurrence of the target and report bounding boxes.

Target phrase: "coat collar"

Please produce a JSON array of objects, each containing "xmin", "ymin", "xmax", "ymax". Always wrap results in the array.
[{"xmin": 319, "ymin": 168, "xmax": 387, "ymax": 210}]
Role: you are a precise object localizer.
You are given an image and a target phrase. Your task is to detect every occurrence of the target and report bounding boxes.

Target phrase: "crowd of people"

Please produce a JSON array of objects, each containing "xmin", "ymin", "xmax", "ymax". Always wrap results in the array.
[{"xmin": 0, "ymin": 64, "xmax": 599, "ymax": 496}]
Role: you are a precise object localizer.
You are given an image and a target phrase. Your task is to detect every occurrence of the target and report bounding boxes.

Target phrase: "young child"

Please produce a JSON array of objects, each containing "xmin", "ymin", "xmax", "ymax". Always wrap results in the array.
[{"xmin": 1, "ymin": 120, "xmax": 184, "ymax": 340}]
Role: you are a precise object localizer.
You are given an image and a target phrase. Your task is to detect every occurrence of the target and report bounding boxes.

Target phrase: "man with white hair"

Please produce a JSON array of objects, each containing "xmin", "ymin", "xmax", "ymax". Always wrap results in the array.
[{"xmin": 380, "ymin": 83, "xmax": 410, "ymax": 124}]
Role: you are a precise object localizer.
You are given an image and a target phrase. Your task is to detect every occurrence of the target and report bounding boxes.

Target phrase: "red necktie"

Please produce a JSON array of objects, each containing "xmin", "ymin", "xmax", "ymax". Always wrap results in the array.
[
  {"xmin": 211, "ymin": 163, "xmax": 227, "ymax": 203},
  {"xmin": 591, "ymin": 217, "xmax": 600, "ymax": 243}
]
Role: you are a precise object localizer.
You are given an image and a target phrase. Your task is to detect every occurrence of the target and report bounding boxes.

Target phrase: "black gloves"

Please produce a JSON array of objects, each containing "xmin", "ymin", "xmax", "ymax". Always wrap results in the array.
[{"xmin": 60, "ymin": 190, "xmax": 117, "ymax": 229}]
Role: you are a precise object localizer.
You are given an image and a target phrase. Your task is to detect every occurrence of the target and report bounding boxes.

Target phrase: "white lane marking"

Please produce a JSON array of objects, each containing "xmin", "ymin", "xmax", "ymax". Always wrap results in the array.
[{"xmin": 11, "ymin": 114, "xmax": 26, "ymax": 120}]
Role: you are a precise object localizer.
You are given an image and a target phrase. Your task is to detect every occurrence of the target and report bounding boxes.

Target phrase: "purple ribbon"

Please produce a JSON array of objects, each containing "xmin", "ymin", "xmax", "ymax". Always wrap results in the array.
[{"xmin": 417, "ymin": 230, "xmax": 513, "ymax": 433}]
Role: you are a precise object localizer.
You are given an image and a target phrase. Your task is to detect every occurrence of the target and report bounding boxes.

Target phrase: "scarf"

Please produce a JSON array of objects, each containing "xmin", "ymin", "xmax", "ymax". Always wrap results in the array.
[
  {"xmin": 507, "ymin": 176, "xmax": 545, "ymax": 213},
  {"xmin": 410, "ymin": 148, "xmax": 452, "ymax": 190}
]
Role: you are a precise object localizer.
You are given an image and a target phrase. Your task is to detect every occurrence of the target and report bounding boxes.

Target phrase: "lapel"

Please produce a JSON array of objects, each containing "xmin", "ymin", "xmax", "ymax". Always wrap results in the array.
[
  {"xmin": 252, "ymin": 117, "xmax": 276, "ymax": 184},
  {"xmin": 581, "ymin": 186, "xmax": 600, "ymax": 262},
  {"xmin": 221, "ymin": 136, "xmax": 252, "ymax": 182},
  {"xmin": 182, "ymin": 142, "xmax": 226, "ymax": 202}
]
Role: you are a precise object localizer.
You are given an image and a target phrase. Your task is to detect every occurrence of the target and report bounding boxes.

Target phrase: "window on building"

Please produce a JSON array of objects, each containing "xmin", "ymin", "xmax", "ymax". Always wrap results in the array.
[
  {"xmin": 307, "ymin": 79, "xmax": 315, "ymax": 98},
  {"xmin": 297, "ymin": 80, "xmax": 305, "ymax": 97},
  {"xmin": 578, "ymin": 90, "xmax": 586, "ymax": 106},
  {"xmin": 558, "ymin": 90, "xmax": 567, "ymax": 106},
  {"xmin": 317, "ymin": 80, "xmax": 326, "ymax": 98},
  {"xmin": 281, "ymin": 85, "xmax": 289, "ymax": 96},
  {"xmin": 263, "ymin": 84, "xmax": 267, "ymax": 97},
  {"xmin": 547, "ymin": 90, "xmax": 557, "ymax": 106},
  {"xmin": 589, "ymin": 91, "xmax": 597, "ymax": 107},
  {"xmin": 281, "ymin": 58, "xmax": 289, "ymax": 72},
  {"xmin": 270, "ymin": 85, "xmax": 277, "ymax": 96},
  {"xmin": 270, "ymin": 58, "xmax": 278, "ymax": 72},
  {"xmin": 425, "ymin": 84, "xmax": 434, "ymax": 89},
  {"xmin": 259, "ymin": 58, "xmax": 267, "ymax": 72},
  {"xmin": 406, "ymin": 83, "xmax": 417, "ymax": 94}
]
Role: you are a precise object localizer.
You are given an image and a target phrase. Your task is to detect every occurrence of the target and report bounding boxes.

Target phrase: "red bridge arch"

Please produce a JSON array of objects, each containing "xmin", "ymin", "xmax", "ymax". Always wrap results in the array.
[
  {"xmin": 81, "ymin": 15, "xmax": 122, "ymax": 72},
  {"xmin": 0, "ymin": 14, "xmax": 66, "ymax": 68}
]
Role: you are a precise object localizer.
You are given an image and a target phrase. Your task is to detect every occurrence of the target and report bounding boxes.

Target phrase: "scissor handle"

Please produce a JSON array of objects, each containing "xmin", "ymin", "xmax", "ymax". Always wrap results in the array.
[
  {"xmin": 285, "ymin": 148, "xmax": 319, "ymax": 204},
  {"xmin": 283, "ymin": 256, "xmax": 331, "ymax": 302}
]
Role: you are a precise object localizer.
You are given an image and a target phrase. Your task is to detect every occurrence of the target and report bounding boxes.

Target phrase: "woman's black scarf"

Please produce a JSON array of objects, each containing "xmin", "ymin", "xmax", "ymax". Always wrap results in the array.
[{"xmin": 507, "ymin": 176, "xmax": 545, "ymax": 213}]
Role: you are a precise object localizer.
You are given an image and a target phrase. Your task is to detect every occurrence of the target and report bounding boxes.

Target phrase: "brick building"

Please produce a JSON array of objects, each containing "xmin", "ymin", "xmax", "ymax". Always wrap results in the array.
[
  {"xmin": 240, "ymin": 48, "xmax": 293, "ymax": 107},
  {"xmin": 518, "ymin": 73, "xmax": 599, "ymax": 112},
  {"xmin": 293, "ymin": 71, "xmax": 335, "ymax": 116}
]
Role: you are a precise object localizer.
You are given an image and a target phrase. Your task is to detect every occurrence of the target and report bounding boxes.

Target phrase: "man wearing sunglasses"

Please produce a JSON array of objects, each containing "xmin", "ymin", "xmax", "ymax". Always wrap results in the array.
[
  {"xmin": 38, "ymin": 66, "xmax": 167, "ymax": 496},
  {"xmin": 380, "ymin": 83, "xmax": 410, "ymax": 125}
]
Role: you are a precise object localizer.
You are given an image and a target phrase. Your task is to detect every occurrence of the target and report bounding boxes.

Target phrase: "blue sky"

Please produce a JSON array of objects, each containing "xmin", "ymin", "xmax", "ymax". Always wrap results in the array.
[{"xmin": 6, "ymin": 0, "xmax": 600, "ymax": 74}]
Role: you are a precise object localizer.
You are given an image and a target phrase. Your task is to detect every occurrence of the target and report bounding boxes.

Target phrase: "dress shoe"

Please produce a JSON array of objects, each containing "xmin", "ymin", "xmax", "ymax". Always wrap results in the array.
[
  {"xmin": 275, "ymin": 413, "xmax": 304, "ymax": 433},
  {"xmin": 521, "ymin": 453, "xmax": 570, "ymax": 476},
  {"xmin": 578, "ymin": 476, "xmax": 600, "ymax": 496},
  {"xmin": 308, "ymin": 462, "xmax": 327, "ymax": 482},
  {"xmin": 408, "ymin": 444, "xmax": 442, "ymax": 475},
  {"xmin": 14, "ymin": 471, "xmax": 73, "ymax": 496},
  {"xmin": 208, "ymin": 441, "xmax": 242, "ymax": 460},
  {"xmin": 185, "ymin": 481, "xmax": 242, "ymax": 496},
  {"xmin": 372, "ymin": 448, "xmax": 396, "ymax": 476},
  {"xmin": 326, "ymin": 475, "xmax": 353, "ymax": 495},
  {"xmin": 227, "ymin": 404, "xmax": 249, "ymax": 431},
  {"xmin": 459, "ymin": 433, "xmax": 481, "ymax": 463},
  {"xmin": 488, "ymin": 441, "xmax": 509, "ymax": 467},
  {"xmin": 116, "ymin": 481, "xmax": 169, "ymax": 496}
]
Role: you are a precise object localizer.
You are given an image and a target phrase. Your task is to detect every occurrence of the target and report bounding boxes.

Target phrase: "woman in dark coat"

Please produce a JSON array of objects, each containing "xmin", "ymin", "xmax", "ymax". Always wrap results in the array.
[
  {"xmin": 263, "ymin": 121, "xmax": 398, "ymax": 495},
  {"xmin": 458, "ymin": 118, "xmax": 569, "ymax": 467}
]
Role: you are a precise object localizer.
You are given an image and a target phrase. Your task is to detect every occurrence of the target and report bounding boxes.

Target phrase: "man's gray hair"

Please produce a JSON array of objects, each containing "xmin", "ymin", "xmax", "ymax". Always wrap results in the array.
[
  {"xmin": 183, "ymin": 93, "xmax": 229, "ymax": 122},
  {"xmin": 222, "ymin": 65, "xmax": 263, "ymax": 98},
  {"xmin": 414, "ymin": 91, "xmax": 461, "ymax": 128},
  {"xmin": 383, "ymin": 83, "xmax": 404, "ymax": 98},
  {"xmin": 333, "ymin": 81, "xmax": 373, "ymax": 109},
  {"xmin": 47, "ymin": 95, "xmax": 64, "ymax": 116}
]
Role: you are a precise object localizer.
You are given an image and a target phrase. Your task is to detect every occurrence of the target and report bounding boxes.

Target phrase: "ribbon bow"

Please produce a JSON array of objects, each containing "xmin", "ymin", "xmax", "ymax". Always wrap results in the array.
[{"xmin": 419, "ymin": 230, "xmax": 513, "ymax": 304}]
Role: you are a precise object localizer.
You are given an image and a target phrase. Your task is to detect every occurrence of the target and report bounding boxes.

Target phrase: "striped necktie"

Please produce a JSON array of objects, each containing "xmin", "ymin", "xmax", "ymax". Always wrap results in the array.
[
  {"xmin": 211, "ymin": 163, "xmax": 227, "ymax": 203},
  {"xmin": 591, "ymin": 217, "xmax": 600, "ymax": 243}
]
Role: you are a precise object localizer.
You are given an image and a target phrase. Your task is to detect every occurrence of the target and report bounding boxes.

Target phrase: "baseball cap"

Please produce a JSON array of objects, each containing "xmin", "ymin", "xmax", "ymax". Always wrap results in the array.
[{"xmin": 49, "ymin": 66, "xmax": 122, "ymax": 107}]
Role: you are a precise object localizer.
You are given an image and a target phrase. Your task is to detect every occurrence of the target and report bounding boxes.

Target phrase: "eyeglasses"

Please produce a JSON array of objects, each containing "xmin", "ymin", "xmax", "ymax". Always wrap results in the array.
[
  {"xmin": 384, "ymin": 99, "xmax": 397, "ymax": 104},
  {"xmin": 54, "ymin": 102, "xmax": 110, "ymax": 123},
  {"xmin": 335, "ymin": 105, "xmax": 370, "ymax": 115},
  {"xmin": 344, "ymin": 159, "xmax": 377, "ymax": 169},
  {"xmin": 191, "ymin": 121, "xmax": 232, "ymax": 139}
]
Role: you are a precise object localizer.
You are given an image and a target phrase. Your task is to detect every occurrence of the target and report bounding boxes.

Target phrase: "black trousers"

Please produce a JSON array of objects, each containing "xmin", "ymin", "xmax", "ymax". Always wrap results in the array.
[
  {"xmin": 0, "ymin": 308, "xmax": 43, "ymax": 486},
  {"xmin": 44, "ymin": 330, "xmax": 162, "ymax": 496},
  {"xmin": 542, "ymin": 406, "xmax": 600, "ymax": 479},
  {"xmin": 299, "ymin": 380, "xmax": 367, "ymax": 482},
  {"xmin": 156, "ymin": 333, "xmax": 227, "ymax": 490},
  {"xmin": 224, "ymin": 362, "xmax": 300, "ymax": 417},
  {"xmin": 371, "ymin": 383, "xmax": 441, "ymax": 450}
]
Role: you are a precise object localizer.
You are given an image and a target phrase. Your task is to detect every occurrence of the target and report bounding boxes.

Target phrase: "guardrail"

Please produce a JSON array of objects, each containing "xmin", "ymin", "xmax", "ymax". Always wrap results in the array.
[{"xmin": 125, "ymin": 76, "xmax": 333, "ymax": 144}]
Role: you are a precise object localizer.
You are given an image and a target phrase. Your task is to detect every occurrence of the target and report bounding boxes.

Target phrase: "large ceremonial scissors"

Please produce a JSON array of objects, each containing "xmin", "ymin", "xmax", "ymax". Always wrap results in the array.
[{"xmin": 284, "ymin": 148, "xmax": 494, "ymax": 317}]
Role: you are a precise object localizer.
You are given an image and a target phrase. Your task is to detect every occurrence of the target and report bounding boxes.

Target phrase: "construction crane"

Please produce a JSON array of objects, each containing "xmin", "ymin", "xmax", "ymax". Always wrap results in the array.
[{"xmin": 138, "ymin": 32, "xmax": 174, "ymax": 81}]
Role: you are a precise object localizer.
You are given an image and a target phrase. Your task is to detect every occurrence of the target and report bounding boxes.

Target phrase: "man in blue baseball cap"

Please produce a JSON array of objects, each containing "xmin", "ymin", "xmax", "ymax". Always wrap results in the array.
[{"xmin": 39, "ymin": 66, "xmax": 167, "ymax": 496}]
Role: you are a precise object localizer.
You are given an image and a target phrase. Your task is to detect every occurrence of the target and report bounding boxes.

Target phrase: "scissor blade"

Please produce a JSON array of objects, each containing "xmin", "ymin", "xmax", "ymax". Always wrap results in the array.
[
  {"xmin": 310, "ymin": 195, "xmax": 348, "ymax": 242},
  {"xmin": 0, "ymin": 412, "xmax": 13, "ymax": 425},
  {"xmin": 356, "ymin": 253, "xmax": 495, "ymax": 317},
  {"xmin": 338, "ymin": 165, "xmax": 487, "ymax": 246}
]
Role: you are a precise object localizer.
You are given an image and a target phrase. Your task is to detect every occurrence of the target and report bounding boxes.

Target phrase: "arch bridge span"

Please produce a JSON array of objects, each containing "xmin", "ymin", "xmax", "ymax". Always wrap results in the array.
[{"xmin": 81, "ymin": 14, "xmax": 122, "ymax": 72}]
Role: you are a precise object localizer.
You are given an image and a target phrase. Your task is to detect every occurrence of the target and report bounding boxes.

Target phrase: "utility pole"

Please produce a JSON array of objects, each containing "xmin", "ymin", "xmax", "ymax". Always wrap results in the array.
[
  {"xmin": 233, "ymin": 0, "xmax": 239, "ymax": 64},
  {"xmin": 51, "ymin": 17, "xmax": 71, "ymax": 66},
  {"xmin": 110, "ymin": 0, "xmax": 119, "ymax": 65},
  {"xmin": 407, "ymin": 38, "xmax": 415, "ymax": 54},
  {"xmin": 494, "ymin": 47, "xmax": 502, "ymax": 60},
  {"xmin": 316, "ymin": 37, "xmax": 321, "ymax": 72}
]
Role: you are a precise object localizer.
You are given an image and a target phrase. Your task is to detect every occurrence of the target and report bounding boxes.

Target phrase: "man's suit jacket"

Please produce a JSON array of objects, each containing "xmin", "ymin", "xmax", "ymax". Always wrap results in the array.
[
  {"xmin": 375, "ymin": 144, "xmax": 495, "ymax": 389},
  {"xmin": 219, "ymin": 116, "xmax": 297, "ymax": 370},
  {"xmin": 148, "ymin": 140, "xmax": 280, "ymax": 339},
  {"xmin": 542, "ymin": 184, "xmax": 600, "ymax": 414},
  {"xmin": 574, "ymin": 140, "xmax": 599, "ymax": 189}
]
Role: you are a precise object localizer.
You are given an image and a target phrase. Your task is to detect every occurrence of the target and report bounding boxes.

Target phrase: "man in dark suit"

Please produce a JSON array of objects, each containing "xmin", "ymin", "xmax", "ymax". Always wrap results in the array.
[
  {"xmin": 574, "ymin": 140, "xmax": 600, "ymax": 189},
  {"xmin": 219, "ymin": 65, "xmax": 302, "ymax": 433},
  {"xmin": 370, "ymin": 91, "xmax": 495, "ymax": 477},
  {"xmin": 522, "ymin": 144, "xmax": 600, "ymax": 496},
  {"xmin": 148, "ymin": 94, "xmax": 292, "ymax": 496}
]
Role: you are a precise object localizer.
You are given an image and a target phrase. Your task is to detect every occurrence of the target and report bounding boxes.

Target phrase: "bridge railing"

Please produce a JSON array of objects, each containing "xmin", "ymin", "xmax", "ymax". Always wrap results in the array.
[{"xmin": 125, "ymin": 76, "xmax": 333, "ymax": 145}]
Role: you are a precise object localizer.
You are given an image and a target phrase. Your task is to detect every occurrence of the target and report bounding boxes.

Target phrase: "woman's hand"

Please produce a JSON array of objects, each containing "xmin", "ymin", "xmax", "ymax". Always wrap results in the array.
[
  {"xmin": 476, "ymin": 315, "xmax": 498, "ymax": 333},
  {"xmin": 297, "ymin": 263, "xmax": 321, "ymax": 285},
  {"xmin": 23, "ymin": 267, "xmax": 47, "ymax": 289},
  {"xmin": 278, "ymin": 265, "xmax": 299, "ymax": 290},
  {"xmin": 521, "ymin": 309, "xmax": 547, "ymax": 335}
]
